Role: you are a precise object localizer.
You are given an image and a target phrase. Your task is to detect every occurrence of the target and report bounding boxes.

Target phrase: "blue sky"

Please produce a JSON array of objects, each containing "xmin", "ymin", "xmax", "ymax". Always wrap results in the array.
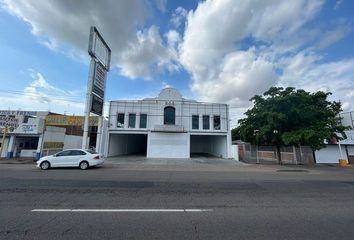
[{"xmin": 0, "ymin": 0, "xmax": 353, "ymax": 127}]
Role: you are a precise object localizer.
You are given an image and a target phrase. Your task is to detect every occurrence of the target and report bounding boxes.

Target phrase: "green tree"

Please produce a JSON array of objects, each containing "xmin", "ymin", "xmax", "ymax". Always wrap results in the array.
[
  {"xmin": 231, "ymin": 127, "xmax": 241, "ymax": 141},
  {"xmin": 237, "ymin": 87, "xmax": 348, "ymax": 164}
]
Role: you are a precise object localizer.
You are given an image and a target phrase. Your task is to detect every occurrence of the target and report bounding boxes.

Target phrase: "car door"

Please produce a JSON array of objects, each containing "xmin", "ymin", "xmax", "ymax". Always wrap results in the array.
[
  {"xmin": 69, "ymin": 150, "xmax": 87, "ymax": 166},
  {"xmin": 52, "ymin": 150, "xmax": 72, "ymax": 167}
]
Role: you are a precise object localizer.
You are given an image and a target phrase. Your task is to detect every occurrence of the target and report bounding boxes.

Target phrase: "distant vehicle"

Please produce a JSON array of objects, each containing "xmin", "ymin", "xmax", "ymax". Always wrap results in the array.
[{"xmin": 37, "ymin": 149, "xmax": 104, "ymax": 170}]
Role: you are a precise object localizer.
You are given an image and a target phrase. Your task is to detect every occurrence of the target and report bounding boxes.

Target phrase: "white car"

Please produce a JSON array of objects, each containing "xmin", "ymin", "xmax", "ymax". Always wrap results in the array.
[{"xmin": 37, "ymin": 149, "xmax": 104, "ymax": 170}]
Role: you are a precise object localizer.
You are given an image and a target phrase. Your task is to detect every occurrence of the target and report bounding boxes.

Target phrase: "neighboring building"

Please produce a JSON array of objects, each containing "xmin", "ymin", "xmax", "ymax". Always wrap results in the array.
[
  {"xmin": 315, "ymin": 110, "xmax": 354, "ymax": 164},
  {"xmin": 0, "ymin": 110, "xmax": 48, "ymax": 159},
  {"xmin": 0, "ymin": 110, "xmax": 101, "ymax": 160},
  {"xmin": 106, "ymin": 88, "xmax": 232, "ymax": 159}
]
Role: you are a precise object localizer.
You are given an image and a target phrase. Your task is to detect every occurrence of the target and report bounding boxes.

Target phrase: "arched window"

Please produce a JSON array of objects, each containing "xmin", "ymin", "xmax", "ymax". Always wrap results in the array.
[{"xmin": 164, "ymin": 106, "xmax": 175, "ymax": 125}]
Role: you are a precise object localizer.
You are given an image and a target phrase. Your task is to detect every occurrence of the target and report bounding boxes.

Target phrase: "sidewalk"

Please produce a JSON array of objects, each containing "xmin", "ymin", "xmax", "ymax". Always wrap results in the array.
[{"xmin": 0, "ymin": 157, "xmax": 35, "ymax": 164}]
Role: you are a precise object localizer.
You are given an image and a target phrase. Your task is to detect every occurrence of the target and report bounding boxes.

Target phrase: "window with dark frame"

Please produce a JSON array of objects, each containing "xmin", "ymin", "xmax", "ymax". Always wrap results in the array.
[
  {"xmin": 203, "ymin": 115, "xmax": 210, "ymax": 130},
  {"xmin": 128, "ymin": 113, "xmax": 136, "ymax": 128},
  {"xmin": 213, "ymin": 115, "xmax": 220, "ymax": 130},
  {"xmin": 117, "ymin": 113, "xmax": 125, "ymax": 128},
  {"xmin": 164, "ymin": 107, "xmax": 175, "ymax": 125},
  {"xmin": 56, "ymin": 150, "xmax": 71, "ymax": 157},
  {"xmin": 192, "ymin": 115, "xmax": 199, "ymax": 130},
  {"xmin": 140, "ymin": 114, "xmax": 147, "ymax": 128},
  {"xmin": 70, "ymin": 150, "xmax": 86, "ymax": 156}
]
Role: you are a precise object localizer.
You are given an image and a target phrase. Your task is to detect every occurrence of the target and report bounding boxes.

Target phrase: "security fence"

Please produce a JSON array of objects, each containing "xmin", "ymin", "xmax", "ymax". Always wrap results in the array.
[{"xmin": 239, "ymin": 144, "xmax": 315, "ymax": 165}]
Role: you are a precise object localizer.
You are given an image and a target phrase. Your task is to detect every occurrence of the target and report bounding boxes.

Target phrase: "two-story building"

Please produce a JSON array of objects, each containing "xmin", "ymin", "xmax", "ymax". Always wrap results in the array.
[{"xmin": 106, "ymin": 88, "xmax": 232, "ymax": 159}]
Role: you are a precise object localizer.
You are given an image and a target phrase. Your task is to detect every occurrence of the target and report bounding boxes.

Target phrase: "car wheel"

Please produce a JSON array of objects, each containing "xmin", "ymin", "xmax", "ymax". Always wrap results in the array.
[
  {"xmin": 40, "ymin": 161, "xmax": 50, "ymax": 170},
  {"xmin": 79, "ymin": 161, "xmax": 89, "ymax": 170}
]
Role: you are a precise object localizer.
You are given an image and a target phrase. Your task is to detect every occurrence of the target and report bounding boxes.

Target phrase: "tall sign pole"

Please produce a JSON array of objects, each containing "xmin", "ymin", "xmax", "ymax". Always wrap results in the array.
[{"xmin": 82, "ymin": 26, "xmax": 111, "ymax": 150}]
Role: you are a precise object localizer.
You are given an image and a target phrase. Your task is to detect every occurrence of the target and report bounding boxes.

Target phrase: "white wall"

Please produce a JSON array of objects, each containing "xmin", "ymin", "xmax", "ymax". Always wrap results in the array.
[
  {"xmin": 348, "ymin": 145, "xmax": 354, "ymax": 155},
  {"xmin": 315, "ymin": 145, "xmax": 347, "ymax": 163},
  {"xmin": 43, "ymin": 126, "xmax": 66, "ymax": 143},
  {"xmin": 231, "ymin": 145, "xmax": 239, "ymax": 161},
  {"xmin": 148, "ymin": 132, "xmax": 189, "ymax": 158},
  {"xmin": 64, "ymin": 135, "xmax": 83, "ymax": 149},
  {"xmin": 20, "ymin": 149, "xmax": 36, "ymax": 157}
]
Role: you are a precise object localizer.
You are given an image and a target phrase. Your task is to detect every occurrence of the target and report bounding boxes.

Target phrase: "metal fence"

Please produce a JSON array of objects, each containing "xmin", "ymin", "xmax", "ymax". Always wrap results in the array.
[{"xmin": 239, "ymin": 144, "xmax": 315, "ymax": 165}]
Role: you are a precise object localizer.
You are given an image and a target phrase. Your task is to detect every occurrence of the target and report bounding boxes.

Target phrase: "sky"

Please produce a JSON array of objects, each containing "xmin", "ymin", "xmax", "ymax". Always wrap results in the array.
[{"xmin": 0, "ymin": 0, "xmax": 353, "ymax": 128}]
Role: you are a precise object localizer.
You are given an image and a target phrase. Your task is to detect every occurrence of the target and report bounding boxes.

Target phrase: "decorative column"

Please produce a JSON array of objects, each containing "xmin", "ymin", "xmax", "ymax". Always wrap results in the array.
[
  {"xmin": 35, "ymin": 134, "xmax": 44, "ymax": 160},
  {"xmin": 210, "ymin": 115, "xmax": 214, "ymax": 131},
  {"xmin": 6, "ymin": 135, "xmax": 16, "ymax": 159}
]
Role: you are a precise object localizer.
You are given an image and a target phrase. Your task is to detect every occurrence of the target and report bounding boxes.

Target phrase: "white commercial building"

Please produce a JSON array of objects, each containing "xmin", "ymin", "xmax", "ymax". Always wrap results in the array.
[
  {"xmin": 106, "ymin": 88, "xmax": 232, "ymax": 159},
  {"xmin": 315, "ymin": 111, "xmax": 354, "ymax": 164}
]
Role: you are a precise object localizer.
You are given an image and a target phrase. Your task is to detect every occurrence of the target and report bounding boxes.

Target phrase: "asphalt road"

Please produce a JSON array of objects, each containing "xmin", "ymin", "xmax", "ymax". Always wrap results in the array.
[{"xmin": 0, "ymin": 162, "xmax": 354, "ymax": 240}]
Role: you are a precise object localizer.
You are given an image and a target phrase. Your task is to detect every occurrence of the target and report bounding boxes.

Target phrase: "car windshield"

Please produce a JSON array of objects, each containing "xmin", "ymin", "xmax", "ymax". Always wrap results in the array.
[{"xmin": 86, "ymin": 149, "xmax": 97, "ymax": 154}]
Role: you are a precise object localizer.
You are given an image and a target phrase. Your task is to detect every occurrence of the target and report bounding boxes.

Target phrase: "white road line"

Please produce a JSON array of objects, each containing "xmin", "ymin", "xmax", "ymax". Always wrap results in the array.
[{"xmin": 31, "ymin": 209, "xmax": 213, "ymax": 213}]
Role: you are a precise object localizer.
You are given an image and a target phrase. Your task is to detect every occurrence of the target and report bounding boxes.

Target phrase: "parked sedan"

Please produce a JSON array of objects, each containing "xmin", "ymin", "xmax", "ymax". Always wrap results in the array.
[{"xmin": 37, "ymin": 149, "xmax": 104, "ymax": 170}]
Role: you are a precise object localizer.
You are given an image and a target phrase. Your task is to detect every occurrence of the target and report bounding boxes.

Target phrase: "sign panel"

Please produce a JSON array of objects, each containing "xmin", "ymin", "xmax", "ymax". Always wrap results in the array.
[
  {"xmin": 90, "ymin": 94, "xmax": 104, "ymax": 116},
  {"xmin": 92, "ymin": 61, "xmax": 107, "ymax": 99},
  {"xmin": 88, "ymin": 26, "xmax": 111, "ymax": 71},
  {"xmin": 0, "ymin": 110, "xmax": 37, "ymax": 116},
  {"xmin": 13, "ymin": 124, "xmax": 39, "ymax": 134},
  {"xmin": 0, "ymin": 116, "xmax": 18, "ymax": 128},
  {"xmin": 45, "ymin": 115, "xmax": 98, "ymax": 126},
  {"xmin": 43, "ymin": 141, "xmax": 64, "ymax": 149}
]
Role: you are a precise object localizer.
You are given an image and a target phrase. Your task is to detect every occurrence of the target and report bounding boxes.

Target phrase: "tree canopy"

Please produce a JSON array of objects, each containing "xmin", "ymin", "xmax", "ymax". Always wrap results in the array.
[{"xmin": 236, "ymin": 87, "xmax": 348, "ymax": 163}]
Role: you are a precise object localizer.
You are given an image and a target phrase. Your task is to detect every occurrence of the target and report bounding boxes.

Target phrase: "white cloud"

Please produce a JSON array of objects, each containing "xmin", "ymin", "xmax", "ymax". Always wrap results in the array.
[
  {"xmin": 280, "ymin": 56, "xmax": 354, "ymax": 112},
  {"xmin": 165, "ymin": 30, "xmax": 181, "ymax": 47},
  {"xmin": 334, "ymin": 0, "xmax": 343, "ymax": 10},
  {"xmin": 193, "ymin": 49, "xmax": 278, "ymax": 107},
  {"xmin": 179, "ymin": 0, "xmax": 354, "ymax": 125},
  {"xmin": 119, "ymin": 26, "xmax": 179, "ymax": 79},
  {"xmin": 0, "ymin": 71, "xmax": 86, "ymax": 115},
  {"xmin": 1, "ymin": 0, "xmax": 176, "ymax": 79},
  {"xmin": 2, "ymin": 0, "xmax": 353, "ymax": 124},
  {"xmin": 170, "ymin": 6, "xmax": 187, "ymax": 29},
  {"xmin": 180, "ymin": 0, "xmax": 323, "ymax": 107},
  {"xmin": 317, "ymin": 24, "xmax": 351, "ymax": 49},
  {"xmin": 155, "ymin": 0, "xmax": 167, "ymax": 13}
]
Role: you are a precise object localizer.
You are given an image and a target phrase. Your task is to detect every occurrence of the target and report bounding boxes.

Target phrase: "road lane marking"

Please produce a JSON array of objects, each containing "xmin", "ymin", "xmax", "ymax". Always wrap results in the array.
[{"xmin": 31, "ymin": 209, "xmax": 213, "ymax": 213}]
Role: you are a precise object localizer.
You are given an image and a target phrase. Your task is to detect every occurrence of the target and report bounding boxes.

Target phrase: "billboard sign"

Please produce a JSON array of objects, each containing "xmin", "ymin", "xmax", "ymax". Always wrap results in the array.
[
  {"xmin": 0, "ymin": 116, "xmax": 18, "ymax": 128},
  {"xmin": 92, "ymin": 61, "xmax": 107, "ymax": 99},
  {"xmin": 45, "ymin": 115, "xmax": 98, "ymax": 126},
  {"xmin": 0, "ymin": 110, "xmax": 37, "ymax": 116},
  {"xmin": 88, "ymin": 26, "xmax": 111, "ymax": 71},
  {"xmin": 90, "ymin": 94, "xmax": 104, "ymax": 116}
]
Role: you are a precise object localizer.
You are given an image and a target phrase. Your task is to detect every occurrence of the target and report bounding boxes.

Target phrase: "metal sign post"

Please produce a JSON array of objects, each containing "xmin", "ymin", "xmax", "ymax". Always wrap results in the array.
[
  {"xmin": 82, "ymin": 58, "xmax": 96, "ymax": 149},
  {"xmin": 82, "ymin": 26, "xmax": 111, "ymax": 150}
]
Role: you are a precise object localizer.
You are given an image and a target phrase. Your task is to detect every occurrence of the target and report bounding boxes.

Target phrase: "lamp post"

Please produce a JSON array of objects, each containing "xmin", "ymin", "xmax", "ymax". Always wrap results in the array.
[
  {"xmin": 254, "ymin": 129, "xmax": 259, "ymax": 164},
  {"xmin": 273, "ymin": 129, "xmax": 281, "ymax": 164}
]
